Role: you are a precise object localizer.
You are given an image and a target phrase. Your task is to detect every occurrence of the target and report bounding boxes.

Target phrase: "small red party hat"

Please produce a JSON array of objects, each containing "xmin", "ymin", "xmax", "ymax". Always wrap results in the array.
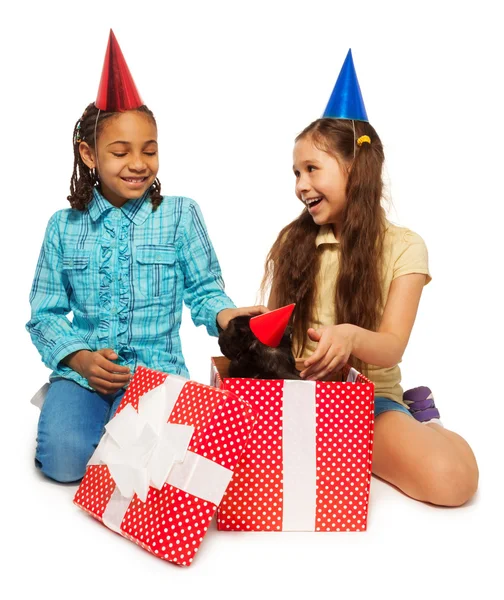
[
  {"xmin": 250, "ymin": 304, "xmax": 295, "ymax": 347},
  {"xmin": 95, "ymin": 29, "xmax": 143, "ymax": 111}
]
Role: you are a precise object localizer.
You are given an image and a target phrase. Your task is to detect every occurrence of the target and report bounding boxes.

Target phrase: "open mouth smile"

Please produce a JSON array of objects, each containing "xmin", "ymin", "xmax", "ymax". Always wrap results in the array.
[
  {"xmin": 304, "ymin": 196, "xmax": 324, "ymax": 209},
  {"xmin": 121, "ymin": 177, "xmax": 148, "ymax": 183}
]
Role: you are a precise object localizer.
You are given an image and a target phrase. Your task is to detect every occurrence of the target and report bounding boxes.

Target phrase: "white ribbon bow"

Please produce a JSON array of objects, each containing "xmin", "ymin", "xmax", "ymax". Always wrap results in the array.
[{"xmin": 88, "ymin": 376, "xmax": 194, "ymax": 503}]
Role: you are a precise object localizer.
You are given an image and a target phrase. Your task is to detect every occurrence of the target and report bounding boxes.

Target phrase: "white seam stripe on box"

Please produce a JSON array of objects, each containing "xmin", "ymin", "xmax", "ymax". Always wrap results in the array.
[{"xmin": 282, "ymin": 380, "xmax": 317, "ymax": 531}]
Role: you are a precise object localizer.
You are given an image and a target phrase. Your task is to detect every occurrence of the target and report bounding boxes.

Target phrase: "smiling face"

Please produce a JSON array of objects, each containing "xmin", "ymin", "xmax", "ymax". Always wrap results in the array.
[
  {"xmin": 79, "ymin": 110, "xmax": 159, "ymax": 207},
  {"xmin": 293, "ymin": 135, "xmax": 350, "ymax": 234}
]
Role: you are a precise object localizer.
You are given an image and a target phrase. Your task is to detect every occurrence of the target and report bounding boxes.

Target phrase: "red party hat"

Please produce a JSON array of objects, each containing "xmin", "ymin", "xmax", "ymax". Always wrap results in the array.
[
  {"xmin": 250, "ymin": 304, "xmax": 295, "ymax": 348},
  {"xmin": 95, "ymin": 29, "xmax": 143, "ymax": 111}
]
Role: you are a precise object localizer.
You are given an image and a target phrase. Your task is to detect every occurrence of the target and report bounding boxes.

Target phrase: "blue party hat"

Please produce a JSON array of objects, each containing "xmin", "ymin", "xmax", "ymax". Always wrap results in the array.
[{"xmin": 323, "ymin": 49, "xmax": 369, "ymax": 122}]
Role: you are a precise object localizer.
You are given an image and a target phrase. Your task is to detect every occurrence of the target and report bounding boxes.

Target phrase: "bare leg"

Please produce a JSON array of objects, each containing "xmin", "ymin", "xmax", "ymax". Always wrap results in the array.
[{"xmin": 372, "ymin": 412, "xmax": 478, "ymax": 506}]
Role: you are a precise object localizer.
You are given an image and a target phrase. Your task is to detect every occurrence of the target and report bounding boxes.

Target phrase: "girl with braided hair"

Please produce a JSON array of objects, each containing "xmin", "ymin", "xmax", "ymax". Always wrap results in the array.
[
  {"xmin": 26, "ymin": 31, "xmax": 266, "ymax": 483},
  {"xmin": 262, "ymin": 52, "xmax": 478, "ymax": 506},
  {"xmin": 68, "ymin": 103, "xmax": 164, "ymax": 212}
]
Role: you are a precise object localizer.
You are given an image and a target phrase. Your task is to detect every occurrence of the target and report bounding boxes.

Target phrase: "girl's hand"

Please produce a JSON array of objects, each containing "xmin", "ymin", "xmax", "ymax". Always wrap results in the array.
[
  {"xmin": 64, "ymin": 349, "xmax": 132, "ymax": 394},
  {"xmin": 300, "ymin": 325, "xmax": 355, "ymax": 381},
  {"xmin": 217, "ymin": 305, "xmax": 269, "ymax": 330}
]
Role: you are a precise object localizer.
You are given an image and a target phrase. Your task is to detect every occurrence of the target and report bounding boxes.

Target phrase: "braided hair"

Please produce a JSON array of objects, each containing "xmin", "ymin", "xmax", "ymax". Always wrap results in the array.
[{"xmin": 68, "ymin": 103, "xmax": 163, "ymax": 211}]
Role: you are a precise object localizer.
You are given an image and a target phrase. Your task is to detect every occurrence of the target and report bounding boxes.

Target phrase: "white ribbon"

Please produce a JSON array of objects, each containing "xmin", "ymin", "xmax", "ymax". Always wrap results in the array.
[
  {"xmin": 88, "ymin": 375, "xmax": 194, "ymax": 503},
  {"xmin": 168, "ymin": 450, "xmax": 233, "ymax": 505}
]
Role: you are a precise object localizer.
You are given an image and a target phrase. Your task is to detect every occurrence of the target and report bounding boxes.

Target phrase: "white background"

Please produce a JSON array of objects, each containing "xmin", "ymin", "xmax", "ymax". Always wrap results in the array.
[{"xmin": 1, "ymin": 1, "xmax": 503, "ymax": 598}]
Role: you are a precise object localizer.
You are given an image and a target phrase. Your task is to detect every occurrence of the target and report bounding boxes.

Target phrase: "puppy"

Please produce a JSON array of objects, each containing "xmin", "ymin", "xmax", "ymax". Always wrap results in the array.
[{"xmin": 218, "ymin": 315, "xmax": 300, "ymax": 380}]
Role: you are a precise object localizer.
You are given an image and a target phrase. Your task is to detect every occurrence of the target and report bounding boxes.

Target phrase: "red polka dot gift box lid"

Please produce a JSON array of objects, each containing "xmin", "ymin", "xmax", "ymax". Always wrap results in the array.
[
  {"xmin": 211, "ymin": 357, "xmax": 375, "ymax": 532},
  {"xmin": 74, "ymin": 366, "xmax": 257, "ymax": 566}
]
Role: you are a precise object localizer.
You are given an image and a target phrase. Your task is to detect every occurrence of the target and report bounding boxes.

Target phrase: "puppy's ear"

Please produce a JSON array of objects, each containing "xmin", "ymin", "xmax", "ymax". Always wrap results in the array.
[
  {"xmin": 277, "ymin": 325, "xmax": 293, "ymax": 349},
  {"xmin": 233, "ymin": 316, "xmax": 253, "ymax": 335},
  {"xmin": 218, "ymin": 319, "xmax": 236, "ymax": 358},
  {"xmin": 218, "ymin": 335, "xmax": 231, "ymax": 358},
  {"xmin": 218, "ymin": 316, "xmax": 252, "ymax": 359}
]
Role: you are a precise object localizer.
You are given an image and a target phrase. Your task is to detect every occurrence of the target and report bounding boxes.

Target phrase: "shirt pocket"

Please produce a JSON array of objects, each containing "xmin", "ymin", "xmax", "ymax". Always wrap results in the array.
[
  {"xmin": 62, "ymin": 251, "xmax": 92, "ymax": 304},
  {"xmin": 136, "ymin": 244, "xmax": 177, "ymax": 298}
]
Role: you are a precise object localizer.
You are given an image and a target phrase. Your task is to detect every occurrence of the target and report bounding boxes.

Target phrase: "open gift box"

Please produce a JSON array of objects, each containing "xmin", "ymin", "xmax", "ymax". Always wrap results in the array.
[
  {"xmin": 74, "ymin": 366, "xmax": 256, "ymax": 566},
  {"xmin": 211, "ymin": 357, "xmax": 375, "ymax": 532}
]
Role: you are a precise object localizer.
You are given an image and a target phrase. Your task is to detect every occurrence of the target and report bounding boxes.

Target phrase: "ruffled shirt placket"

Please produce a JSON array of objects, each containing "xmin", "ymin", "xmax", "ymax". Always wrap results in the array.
[{"xmin": 97, "ymin": 208, "xmax": 133, "ymax": 372}]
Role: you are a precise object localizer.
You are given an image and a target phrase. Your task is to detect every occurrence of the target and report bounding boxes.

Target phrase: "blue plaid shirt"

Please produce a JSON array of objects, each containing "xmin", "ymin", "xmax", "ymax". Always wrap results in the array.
[{"xmin": 27, "ymin": 189, "xmax": 235, "ymax": 389}]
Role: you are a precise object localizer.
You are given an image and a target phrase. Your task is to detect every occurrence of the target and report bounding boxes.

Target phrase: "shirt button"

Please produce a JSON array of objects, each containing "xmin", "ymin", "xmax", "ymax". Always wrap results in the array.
[
  {"xmin": 68, "ymin": 260, "xmax": 74, "ymax": 267},
  {"xmin": 111, "ymin": 307, "xmax": 117, "ymax": 314},
  {"xmin": 155, "ymin": 254, "xmax": 162, "ymax": 261}
]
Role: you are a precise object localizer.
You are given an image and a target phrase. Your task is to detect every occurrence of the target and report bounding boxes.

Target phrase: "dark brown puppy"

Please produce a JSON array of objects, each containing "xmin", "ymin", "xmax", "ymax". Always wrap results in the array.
[{"xmin": 218, "ymin": 315, "xmax": 300, "ymax": 380}]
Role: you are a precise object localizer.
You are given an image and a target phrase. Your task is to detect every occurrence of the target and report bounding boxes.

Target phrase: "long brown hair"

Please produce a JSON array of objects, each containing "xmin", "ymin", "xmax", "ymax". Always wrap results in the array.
[
  {"xmin": 68, "ymin": 103, "xmax": 163, "ymax": 211},
  {"xmin": 261, "ymin": 118, "xmax": 386, "ymax": 372}
]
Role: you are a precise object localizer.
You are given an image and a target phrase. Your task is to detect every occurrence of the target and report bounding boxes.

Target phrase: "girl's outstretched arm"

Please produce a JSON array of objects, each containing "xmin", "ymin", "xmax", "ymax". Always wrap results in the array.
[
  {"xmin": 301, "ymin": 273, "xmax": 427, "ymax": 380},
  {"xmin": 179, "ymin": 200, "xmax": 236, "ymax": 336}
]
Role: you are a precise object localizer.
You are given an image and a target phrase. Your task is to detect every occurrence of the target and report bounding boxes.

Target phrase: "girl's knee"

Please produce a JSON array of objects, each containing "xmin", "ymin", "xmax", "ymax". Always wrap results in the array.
[
  {"xmin": 36, "ymin": 456, "xmax": 86, "ymax": 483},
  {"xmin": 35, "ymin": 431, "xmax": 94, "ymax": 483},
  {"xmin": 423, "ymin": 455, "xmax": 478, "ymax": 507}
]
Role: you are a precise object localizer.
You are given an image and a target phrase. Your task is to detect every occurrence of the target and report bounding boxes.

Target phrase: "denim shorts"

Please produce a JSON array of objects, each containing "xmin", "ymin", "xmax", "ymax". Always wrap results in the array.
[{"xmin": 374, "ymin": 396, "xmax": 413, "ymax": 418}]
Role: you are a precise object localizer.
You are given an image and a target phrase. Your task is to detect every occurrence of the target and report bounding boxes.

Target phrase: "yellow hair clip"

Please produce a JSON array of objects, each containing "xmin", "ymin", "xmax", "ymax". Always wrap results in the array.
[{"xmin": 357, "ymin": 135, "xmax": 371, "ymax": 146}]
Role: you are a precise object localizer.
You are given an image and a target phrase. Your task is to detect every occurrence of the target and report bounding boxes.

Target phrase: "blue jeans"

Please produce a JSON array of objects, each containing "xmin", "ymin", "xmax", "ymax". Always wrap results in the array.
[
  {"xmin": 35, "ymin": 379, "xmax": 125, "ymax": 483},
  {"xmin": 374, "ymin": 396, "xmax": 412, "ymax": 418}
]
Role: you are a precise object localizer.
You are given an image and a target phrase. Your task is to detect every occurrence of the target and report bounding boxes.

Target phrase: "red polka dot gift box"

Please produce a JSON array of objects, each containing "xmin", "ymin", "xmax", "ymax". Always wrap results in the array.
[
  {"xmin": 74, "ymin": 366, "xmax": 256, "ymax": 566},
  {"xmin": 211, "ymin": 357, "xmax": 374, "ymax": 532}
]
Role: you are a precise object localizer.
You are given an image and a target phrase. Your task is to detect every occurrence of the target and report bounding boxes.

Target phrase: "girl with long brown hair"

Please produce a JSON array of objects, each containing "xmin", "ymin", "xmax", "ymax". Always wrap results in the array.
[{"xmin": 262, "ymin": 55, "xmax": 478, "ymax": 507}]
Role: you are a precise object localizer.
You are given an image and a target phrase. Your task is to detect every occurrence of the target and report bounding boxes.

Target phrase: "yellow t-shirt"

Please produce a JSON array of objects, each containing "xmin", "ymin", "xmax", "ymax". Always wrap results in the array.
[{"xmin": 295, "ymin": 221, "xmax": 431, "ymax": 406}]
